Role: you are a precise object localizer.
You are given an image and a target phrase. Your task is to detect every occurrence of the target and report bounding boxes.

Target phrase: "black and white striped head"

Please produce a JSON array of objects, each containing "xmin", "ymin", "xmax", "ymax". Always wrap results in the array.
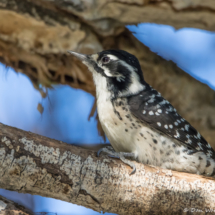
[{"xmin": 69, "ymin": 50, "xmax": 145, "ymax": 98}]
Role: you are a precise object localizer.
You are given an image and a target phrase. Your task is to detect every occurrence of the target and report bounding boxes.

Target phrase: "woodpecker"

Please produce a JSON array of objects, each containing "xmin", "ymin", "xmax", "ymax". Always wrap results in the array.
[{"xmin": 69, "ymin": 49, "xmax": 215, "ymax": 176}]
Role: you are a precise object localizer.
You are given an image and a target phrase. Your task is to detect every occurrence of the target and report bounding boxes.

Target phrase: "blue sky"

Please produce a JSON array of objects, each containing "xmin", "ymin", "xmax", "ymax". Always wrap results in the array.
[
  {"xmin": 0, "ymin": 24, "xmax": 215, "ymax": 214},
  {"xmin": 0, "ymin": 69, "xmax": 103, "ymax": 144}
]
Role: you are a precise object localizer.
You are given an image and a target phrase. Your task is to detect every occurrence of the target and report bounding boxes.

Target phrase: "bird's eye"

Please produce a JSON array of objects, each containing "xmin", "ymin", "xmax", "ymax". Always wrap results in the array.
[{"xmin": 101, "ymin": 56, "xmax": 110, "ymax": 64}]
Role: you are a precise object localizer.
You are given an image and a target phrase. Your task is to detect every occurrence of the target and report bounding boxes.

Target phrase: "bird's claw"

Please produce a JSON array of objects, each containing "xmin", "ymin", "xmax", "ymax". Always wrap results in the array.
[
  {"xmin": 97, "ymin": 146, "xmax": 136, "ymax": 175},
  {"xmin": 130, "ymin": 166, "xmax": 136, "ymax": 175},
  {"xmin": 97, "ymin": 148, "xmax": 103, "ymax": 157}
]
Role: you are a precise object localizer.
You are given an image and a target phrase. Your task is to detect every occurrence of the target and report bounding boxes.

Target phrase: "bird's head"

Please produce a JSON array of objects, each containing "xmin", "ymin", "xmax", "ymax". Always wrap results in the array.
[{"xmin": 69, "ymin": 50, "xmax": 145, "ymax": 98}]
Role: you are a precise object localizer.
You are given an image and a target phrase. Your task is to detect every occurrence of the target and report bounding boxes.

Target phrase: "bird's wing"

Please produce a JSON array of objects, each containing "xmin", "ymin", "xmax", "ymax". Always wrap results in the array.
[{"xmin": 127, "ymin": 85, "xmax": 215, "ymax": 159}]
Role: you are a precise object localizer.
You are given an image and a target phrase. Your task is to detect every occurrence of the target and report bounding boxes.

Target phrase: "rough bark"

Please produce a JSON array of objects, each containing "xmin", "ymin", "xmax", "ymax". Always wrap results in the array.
[
  {"xmin": 0, "ymin": 123, "xmax": 215, "ymax": 215},
  {"xmin": 0, "ymin": 195, "xmax": 33, "ymax": 215}
]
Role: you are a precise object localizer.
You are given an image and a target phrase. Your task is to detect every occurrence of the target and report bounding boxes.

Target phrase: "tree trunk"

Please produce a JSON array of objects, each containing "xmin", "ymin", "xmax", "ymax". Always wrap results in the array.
[{"xmin": 0, "ymin": 122, "xmax": 215, "ymax": 215}]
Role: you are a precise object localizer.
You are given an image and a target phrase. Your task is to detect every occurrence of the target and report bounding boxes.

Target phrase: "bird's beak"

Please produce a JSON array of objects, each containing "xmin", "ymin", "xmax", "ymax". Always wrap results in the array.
[
  {"xmin": 68, "ymin": 51, "xmax": 89, "ymax": 62},
  {"xmin": 68, "ymin": 51, "xmax": 99, "ymax": 73}
]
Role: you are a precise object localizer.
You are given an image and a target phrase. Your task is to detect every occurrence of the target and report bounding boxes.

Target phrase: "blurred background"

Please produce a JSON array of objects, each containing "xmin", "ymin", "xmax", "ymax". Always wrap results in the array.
[{"xmin": 0, "ymin": 23, "xmax": 215, "ymax": 214}]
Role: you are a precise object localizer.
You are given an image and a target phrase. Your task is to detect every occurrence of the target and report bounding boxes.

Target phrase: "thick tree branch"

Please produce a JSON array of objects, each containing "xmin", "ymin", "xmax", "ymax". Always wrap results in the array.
[
  {"xmin": 52, "ymin": 0, "xmax": 215, "ymax": 34},
  {"xmin": 0, "ymin": 123, "xmax": 215, "ymax": 215},
  {"xmin": 0, "ymin": 0, "xmax": 215, "ymax": 145}
]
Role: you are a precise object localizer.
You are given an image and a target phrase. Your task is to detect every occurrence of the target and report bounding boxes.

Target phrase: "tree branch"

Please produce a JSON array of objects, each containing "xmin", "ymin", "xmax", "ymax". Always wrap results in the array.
[
  {"xmin": 52, "ymin": 0, "xmax": 215, "ymax": 33},
  {"xmin": 0, "ymin": 123, "xmax": 215, "ymax": 215}
]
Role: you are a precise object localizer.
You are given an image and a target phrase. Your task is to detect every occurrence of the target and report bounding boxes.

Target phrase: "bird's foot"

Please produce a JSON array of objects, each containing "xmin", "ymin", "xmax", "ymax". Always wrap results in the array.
[{"xmin": 97, "ymin": 146, "xmax": 136, "ymax": 175}]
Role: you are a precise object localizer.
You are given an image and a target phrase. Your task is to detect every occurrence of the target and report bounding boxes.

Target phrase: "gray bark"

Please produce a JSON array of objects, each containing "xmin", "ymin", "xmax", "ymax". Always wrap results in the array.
[{"xmin": 0, "ymin": 123, "xmax": 215, "ymax": 215}]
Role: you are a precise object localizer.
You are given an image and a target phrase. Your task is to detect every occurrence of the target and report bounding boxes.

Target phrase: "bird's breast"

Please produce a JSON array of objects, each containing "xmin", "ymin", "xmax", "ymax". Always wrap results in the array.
[
  {"xmin": 97, "ymin": 95, "xmax": 176, "ymax": 165},
  {"xmin": 97, "ymin": 97, "xmax": 136, "ymax": 151},
  {"xmin": 97, "ymin": 96, "xmax": 158, "ymax": 159}
]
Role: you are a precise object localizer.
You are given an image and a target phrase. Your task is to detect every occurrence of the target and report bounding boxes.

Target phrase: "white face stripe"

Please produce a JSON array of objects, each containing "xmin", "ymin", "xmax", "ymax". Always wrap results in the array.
[
  {"xmin": 118, "ymin": 61, "xmax": 145, "ymax": 96},
  {"xmin": 91, "ymin": 53, "xmax": 99, "ymax": 61},
  {"xmin": 98, "ymin": 58, "xmax": 135, "ymax": 78},
  {"xmin": 103, "ymin": 66, "xmax": 113, "ymax": 77},
  {"xmin": 106, "ymin": 54, "xmax": 119, "ymax": 61},
  {"xmin": 119, "ymin": 60, "xmax": 137, "ymax": 73},
  {"xmin": 119, "ymin": 71, "xmax": 145, "ymax": 97},
  {"xmin": 102, "ymin": 66, "xmax": 125, "ymax": 81}
]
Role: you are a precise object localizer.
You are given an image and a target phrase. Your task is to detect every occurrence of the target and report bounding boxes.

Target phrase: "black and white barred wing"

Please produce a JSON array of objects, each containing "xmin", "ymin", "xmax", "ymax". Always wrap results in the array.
[{"xmin": 128, "ymin": 86, "xmax": 215, "ymax": 159}]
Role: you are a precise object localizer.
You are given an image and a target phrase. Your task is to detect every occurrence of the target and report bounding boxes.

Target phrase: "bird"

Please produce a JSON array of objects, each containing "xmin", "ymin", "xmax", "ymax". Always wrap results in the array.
[{"xmin": 68, "ymin": 49, "xmax": 215, "ymax": 176}]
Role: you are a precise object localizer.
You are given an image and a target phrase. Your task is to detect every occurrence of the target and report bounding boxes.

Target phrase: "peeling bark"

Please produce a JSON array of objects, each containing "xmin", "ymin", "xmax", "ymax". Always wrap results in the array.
[{"xmin": 0, "ymin": 123, "xmax": 215, "ymax": 214}]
